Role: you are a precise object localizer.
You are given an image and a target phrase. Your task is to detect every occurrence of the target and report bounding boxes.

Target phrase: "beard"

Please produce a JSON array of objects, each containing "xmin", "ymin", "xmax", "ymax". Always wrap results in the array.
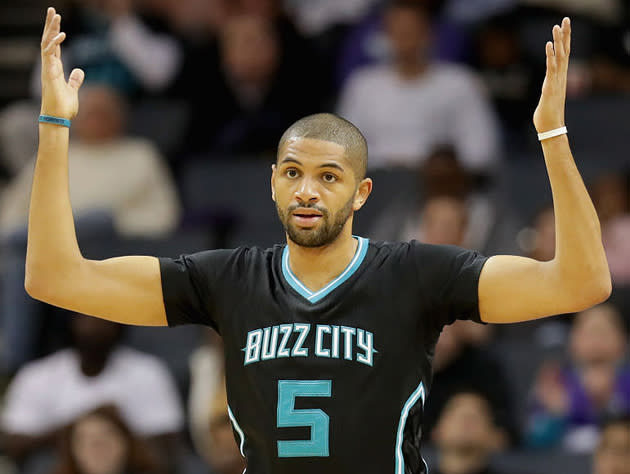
[{"xmin": 276, "ymin": 196, "xmax": 354, "ymax": 248}]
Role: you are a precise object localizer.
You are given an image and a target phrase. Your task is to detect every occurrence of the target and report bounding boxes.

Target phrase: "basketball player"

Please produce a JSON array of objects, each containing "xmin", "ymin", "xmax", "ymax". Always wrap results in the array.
[{"xmin": 28, "ymin": 8, "xmax": 610, "ymax": 474}]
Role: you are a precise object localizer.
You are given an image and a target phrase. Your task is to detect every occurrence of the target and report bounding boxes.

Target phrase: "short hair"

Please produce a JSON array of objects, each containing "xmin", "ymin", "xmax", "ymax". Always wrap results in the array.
[{"xmin": 278, "ymin": 113, "xmax": 368, "ymax": 180}]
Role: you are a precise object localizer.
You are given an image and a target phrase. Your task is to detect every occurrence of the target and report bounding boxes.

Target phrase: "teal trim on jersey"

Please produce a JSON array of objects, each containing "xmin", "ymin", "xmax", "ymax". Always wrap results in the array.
[
  {"xmin": 281, "ymin": 236, "xmax": 369, "ymax": 303},
  {"xmin": 227, "ymin": 405, "xmax": 246, "ymax": 459},
  {"xmin": 395, "ymin": 381, "xmax": 426, "ymax": 474}
]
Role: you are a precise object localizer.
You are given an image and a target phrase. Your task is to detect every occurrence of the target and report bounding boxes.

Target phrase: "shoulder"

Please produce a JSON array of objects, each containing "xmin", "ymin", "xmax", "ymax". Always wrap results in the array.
[
  {"xmin": 168, "ymin": 245, "xmax": 279, "ymax": 271},
  {"xmin": 159, "ymin": 245, "xmax": 281, "ymax": 286},
  {"xmin": 369, "ymin": 239, "xmax": 465, "ymax": 259},
  {"xmin": 7, "ymin": 349, "xmax": 74, "ymax": 388},
  {"xmin": 368, "ymin": 240, "xmax": 486, "ymax": 275}
]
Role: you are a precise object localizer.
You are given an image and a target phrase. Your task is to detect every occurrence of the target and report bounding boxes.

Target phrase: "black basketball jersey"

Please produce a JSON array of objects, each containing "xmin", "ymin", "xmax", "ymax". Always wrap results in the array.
[{"xmin": 159, "ymin": 238, "xmax": 488, "ymax": 474}]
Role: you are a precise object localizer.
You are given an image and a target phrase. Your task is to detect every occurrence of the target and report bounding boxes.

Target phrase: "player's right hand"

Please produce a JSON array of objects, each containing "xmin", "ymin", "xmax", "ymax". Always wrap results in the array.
[{"xmin": 40, "ymin": 7, "xmax": 84, "ymax": 120}]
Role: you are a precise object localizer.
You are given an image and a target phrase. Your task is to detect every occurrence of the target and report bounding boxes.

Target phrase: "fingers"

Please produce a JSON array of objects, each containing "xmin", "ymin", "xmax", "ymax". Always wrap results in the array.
[
  {"xmin": 545, "ymin": 41, "xmax": 555, "ymax": 74},
  {"xmin": 562, "ymin": 17, "xmax": 571, "ymax": 55},
  {"xmin": 68, "ymin": 68, "xmax": 85, "ymax": 91},
  {"xmin": 43, "ymin": 32, "xmax": 66, "ymax": 55},
  {"xmin": 552, "ymin": 24, "xmax": 564, "ymax": 58},
  {"xmin": 41, "ymin": 8, "xmax": 62, "ymax": 55},
  {"xmin": 41, "ymin": 7, "xmax": 54, "ymax": 40},
  {"xmin": 546, "ymin": 17, "xmax": 571, "ymax": 76},
  {"xmin": 551, "ymin": 18, "xmax": 571, "ymax": 59}
]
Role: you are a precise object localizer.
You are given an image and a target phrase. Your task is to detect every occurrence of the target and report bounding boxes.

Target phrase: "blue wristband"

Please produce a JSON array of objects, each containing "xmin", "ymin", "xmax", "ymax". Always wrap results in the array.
[{"xmin": 38, "ymin": 115, "xmax": 71, "ymax": 128}]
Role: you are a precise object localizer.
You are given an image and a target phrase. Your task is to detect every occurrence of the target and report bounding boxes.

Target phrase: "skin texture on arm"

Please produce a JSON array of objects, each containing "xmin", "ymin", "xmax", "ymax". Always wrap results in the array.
[
  {"xmin": 25, "ymin": 8, "xmax": 167, "ymax": 326},
  {"xmin": 479, "ymin": 18, "xmax": 611, "ymax": 323}
]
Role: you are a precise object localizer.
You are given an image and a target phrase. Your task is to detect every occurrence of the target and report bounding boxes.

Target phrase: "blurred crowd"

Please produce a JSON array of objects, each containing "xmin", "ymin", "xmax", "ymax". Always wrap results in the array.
[{"xmin": 0, "ymin": 0, "xmax": 629, "ymax": 473}]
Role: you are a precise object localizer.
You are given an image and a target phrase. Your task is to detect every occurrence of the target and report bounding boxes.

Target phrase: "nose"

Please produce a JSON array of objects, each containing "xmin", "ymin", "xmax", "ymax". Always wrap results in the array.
[{"xmin": 294, "ymin": 175, "xmax": 319, "ymax": 204}]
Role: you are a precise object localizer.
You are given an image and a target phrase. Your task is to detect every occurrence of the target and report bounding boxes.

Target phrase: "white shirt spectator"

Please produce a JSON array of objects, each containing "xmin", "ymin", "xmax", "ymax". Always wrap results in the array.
[
  {"xmin": 337, "ymin": 63, "xmax": 500, "ymax": 172},
  {"xmin": 0, "ymin": 137, "xmax": 180, "ymax": 238},
  {"xmin": 2, "ymin": 347, "xmax": 184, "ymax": 436}
]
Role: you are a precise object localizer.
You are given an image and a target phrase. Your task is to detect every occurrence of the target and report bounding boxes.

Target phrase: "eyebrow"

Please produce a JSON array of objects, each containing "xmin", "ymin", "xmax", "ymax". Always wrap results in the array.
[{"xmin": 279, "ymin": 157, "xmax": 345, "ymax": 173}]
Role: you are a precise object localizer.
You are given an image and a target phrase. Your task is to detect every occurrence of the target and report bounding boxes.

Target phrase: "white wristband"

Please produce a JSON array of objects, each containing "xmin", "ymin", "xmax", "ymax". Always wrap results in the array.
[{"xmin": 538, "ymin": 126, "xmax": 567, "ymax": 141}]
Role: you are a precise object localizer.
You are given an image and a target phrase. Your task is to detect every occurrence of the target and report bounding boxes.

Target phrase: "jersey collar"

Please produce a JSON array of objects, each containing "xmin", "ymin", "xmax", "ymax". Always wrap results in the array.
[{"xmin": 281, "ymin": 236, "xmax": 369, "ymax": 304}]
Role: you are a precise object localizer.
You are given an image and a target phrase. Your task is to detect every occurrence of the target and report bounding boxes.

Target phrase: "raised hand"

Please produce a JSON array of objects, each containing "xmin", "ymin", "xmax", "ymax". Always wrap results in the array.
[
  {"xmin": 533, "ymin": 17, "xmax": 571, "ymax": 133},
  {"xmin": 40, "ymin": 7, "xmax": 85, "ymax": 120}
]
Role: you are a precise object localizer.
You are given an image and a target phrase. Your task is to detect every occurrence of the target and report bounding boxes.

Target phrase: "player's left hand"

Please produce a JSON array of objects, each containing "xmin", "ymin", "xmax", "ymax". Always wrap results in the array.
[{"xmin": 533, "ymin": 17, "xmax": 571, "ymax": 133}]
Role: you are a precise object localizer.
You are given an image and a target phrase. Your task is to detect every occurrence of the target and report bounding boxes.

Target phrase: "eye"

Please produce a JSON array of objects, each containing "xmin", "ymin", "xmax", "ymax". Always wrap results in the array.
[
  {"xmin": 286, "ymin": 168, "xmax": 299, "ymax": 179},
  {"xmin": 322, "ymin": 173, "xmax": 337, "ymax": 183}
]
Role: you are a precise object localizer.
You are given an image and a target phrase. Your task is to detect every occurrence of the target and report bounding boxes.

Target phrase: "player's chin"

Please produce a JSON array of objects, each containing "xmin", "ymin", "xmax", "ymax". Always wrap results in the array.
[{"xmin": 287, "ymin": 226, "xmax": 331, "ymax": 248}]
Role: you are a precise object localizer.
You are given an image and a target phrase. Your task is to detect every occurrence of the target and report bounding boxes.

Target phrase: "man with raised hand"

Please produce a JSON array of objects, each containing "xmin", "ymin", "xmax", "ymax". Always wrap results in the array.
[{"xmin": 27, "ymin": 8, "xmax": 609, "ymax": 474}]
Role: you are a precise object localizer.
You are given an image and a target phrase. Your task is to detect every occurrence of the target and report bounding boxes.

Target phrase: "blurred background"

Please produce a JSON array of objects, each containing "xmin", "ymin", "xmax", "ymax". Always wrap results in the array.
[{"xmin": 0, "ymin": 0, "xmax": 629, "ymax": 473}]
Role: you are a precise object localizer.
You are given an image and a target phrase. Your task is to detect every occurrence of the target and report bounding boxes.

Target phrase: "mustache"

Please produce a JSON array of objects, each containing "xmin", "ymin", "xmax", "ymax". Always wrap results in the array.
[{"xmin": 287, "ymin": 203, "xmax": 328, "ymax": 216}]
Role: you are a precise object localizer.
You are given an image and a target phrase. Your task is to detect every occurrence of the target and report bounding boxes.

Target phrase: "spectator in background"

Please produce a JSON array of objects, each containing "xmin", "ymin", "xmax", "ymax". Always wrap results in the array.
[
  {"xmin": 0, "ymin": 84, "xmax": 181, "ymax": 372},
  {"xmin": 469, "ymin": 11, "xmax": 543, "ymax": 140},
  {"xmin": 590, "ymin": 172, "xmax": 630, "ymax": 286},
  {"xmin": 205, "ymin": 376, "xmax": 246, "ymax": 474},
  {"xmin": 188, "ymin": 329, "xmax": 225, "ymax": 467},
  {"xmin": 1, "ymin": 314, "xmax": 183, "ymax": 469},
  {"xmin": 335, "ymin": 0, "xmax": 475, "ymax": 88},
  {"xmin": 426, "ymin": 320, "xmax": 518, "ymax": 445},
  {"xmin": 30, "ymin": 0, "xmax": 181, "ymax": 98},
  {"xmin": 419, "ymin": 195, "xmax": 468, "ymax": 246},
  {"xmin": 238, "ymin": 0, "xmax": 322, "ymax": 67},
  {"xmin": 368, "ymin": 146, "xmax": 519, "ymax": 255},
  {"xmin": 175, "ymin": 13, "xmax": 327, "ymax": 158},
  {"xmin": 187, "ymin": 329, "xmax": 244, "ymax": 473},
  {"xmin": 337, "ymin": 0, "xmax": 500, "ymax": 173},
  {"xmin": 516, "ymin": 0, "xmax": 625, "ymax": 97},
  {"xmin": 51, "ymin": 405, "xmax": 164, "ymax": 474},
  {"xmin": 592, "ymin": 415, "xmax": 630, "ymax": 474},
  {"xmin": 0, "ymin": 83, "xmax": 181, "ymax": 238},
  {"xmin": 527, "ymin": 304, "xmax": 630, "ymax": 453},
  {"xmin": 430, "ymin": 390, "xmax": 510, "ymax": 474},
  {"xmin": 160, "ymin": 0, "xmax": 235, "ymax": 165},
  {"xmin": 169, "ymin": 0, "xmax": 329, "ymax": 159},
  {"xmin": 0, "ymin": 101, "xmax": 39, "ymax": 179}
]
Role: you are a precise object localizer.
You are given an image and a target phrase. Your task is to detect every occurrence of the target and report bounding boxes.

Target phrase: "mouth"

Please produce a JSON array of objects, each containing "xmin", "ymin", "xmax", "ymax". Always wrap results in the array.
[{"xmin": 291, "ymin": 209, "xmax": 323, "ymax": 227}]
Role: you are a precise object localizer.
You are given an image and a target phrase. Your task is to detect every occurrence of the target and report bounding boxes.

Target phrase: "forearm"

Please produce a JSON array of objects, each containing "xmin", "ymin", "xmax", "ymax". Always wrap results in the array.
[
  {"xmin": 543, "ymin": 134, "xmax": 611, "ymax": 298},
  {"xmin": 25, "ymin": 125, "xmax": 82, "ymax": 292}
]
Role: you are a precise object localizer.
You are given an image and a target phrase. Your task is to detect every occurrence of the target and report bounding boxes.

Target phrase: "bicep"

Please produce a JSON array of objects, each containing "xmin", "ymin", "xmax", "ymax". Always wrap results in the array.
[
  {"xmin": 478, "ymin": 255, "xmax": 578, "ymax": 323},
  {"xmin": 41, "ymin": 255, "xmax": 168, "ymax": 326}
]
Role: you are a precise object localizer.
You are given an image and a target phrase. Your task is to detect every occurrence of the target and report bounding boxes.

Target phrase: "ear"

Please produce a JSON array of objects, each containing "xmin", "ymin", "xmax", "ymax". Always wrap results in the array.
[
  {"xmin": 270, "ymin": 164, "xmax": 277, "ymax": 202},
  {"xmin": 353, "ymin": 178, "xmax": 373, "ymax": 211}
]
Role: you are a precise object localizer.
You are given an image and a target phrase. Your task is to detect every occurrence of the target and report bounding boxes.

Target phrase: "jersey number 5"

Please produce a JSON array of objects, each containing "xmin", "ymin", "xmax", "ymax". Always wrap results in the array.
[{"xmin": 277, "ymin": 380, "xmax": 332, "ymax": 457}]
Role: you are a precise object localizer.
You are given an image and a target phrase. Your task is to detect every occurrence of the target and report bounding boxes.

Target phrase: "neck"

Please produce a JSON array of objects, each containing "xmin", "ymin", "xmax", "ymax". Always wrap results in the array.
[
  {"xmin": 78, "ymin": 351, "xmax": 109, "ymax": 377},
  {"xmin": 394, "ymin": 58, "xmax": 427, "ymax": 79},
  {"xmin": 286, "ymin": 223, "xmax": 358, "ymax": 292}
]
